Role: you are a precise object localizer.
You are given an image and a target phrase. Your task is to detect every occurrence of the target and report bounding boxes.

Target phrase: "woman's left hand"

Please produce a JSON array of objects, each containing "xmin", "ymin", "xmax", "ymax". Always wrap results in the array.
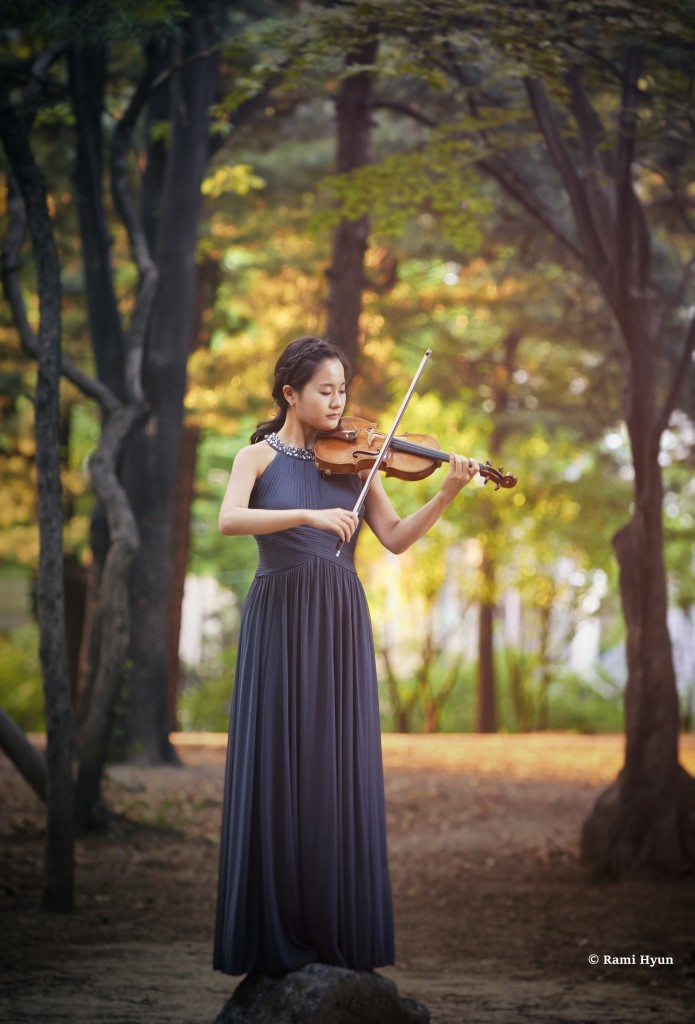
[{"xmin": 440, "ymin": 453, "xmax": 478, "ymax": 502}]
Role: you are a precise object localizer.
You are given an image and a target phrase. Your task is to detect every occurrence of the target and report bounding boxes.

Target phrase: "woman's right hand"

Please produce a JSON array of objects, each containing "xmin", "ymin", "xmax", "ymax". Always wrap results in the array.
[{"xmin": 305, "ymin": 508, "xmax": 359, "ymax": 542}]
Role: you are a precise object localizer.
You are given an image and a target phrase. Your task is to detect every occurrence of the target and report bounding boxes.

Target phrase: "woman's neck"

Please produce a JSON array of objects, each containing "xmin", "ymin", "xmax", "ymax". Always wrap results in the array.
[{"xmin": 277, "ymin": 415, "xmax": 316, "ymax": 450}]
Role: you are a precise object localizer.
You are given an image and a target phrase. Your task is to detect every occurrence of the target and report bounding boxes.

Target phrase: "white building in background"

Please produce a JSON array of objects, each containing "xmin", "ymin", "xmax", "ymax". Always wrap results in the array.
[{"xmin": 178, "ymin": 574, "xmax": 238, "ymax": 668}]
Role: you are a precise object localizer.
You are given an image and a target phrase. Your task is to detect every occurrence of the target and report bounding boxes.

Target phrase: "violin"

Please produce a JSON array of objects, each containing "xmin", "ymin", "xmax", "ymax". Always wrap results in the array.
[{"xmin": 315, "ymin": 416, "xmax": 517, "ymax": 490}]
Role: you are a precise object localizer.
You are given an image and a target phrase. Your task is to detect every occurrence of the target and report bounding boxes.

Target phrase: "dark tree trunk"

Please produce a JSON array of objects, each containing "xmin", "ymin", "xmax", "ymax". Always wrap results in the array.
[
  {"xmin": 63, "ymin": 555, "xmax": 88, "ymax": 700},
  {"xmin": 467, "ymin": 55, "xmax": 695, "ymax": 871},
  {"xmin": 166, "ymin": 257, "xmax": 220, "ymax": 730},
  {"xmin": 123, "ymin": 12, "xmax": 220, "ymax": 764},
  {"xmin": 511, "ymin": 61, "xmax": 695, "ymax": 874},
  {"xmin": 0, "ymin": 709, "xmax": 47, "ymax": 802},
  {"xmin": 74, "ymin": 404, "xmax": 141, "ymax": 830},
  {"xmin": 474, "ymin": 330, "xmax": 520, "ymax": 733},
  {"xmin": 476, "ymin": 553, "xmax": 497, "ymax": 733},
  {"xmin": 0, "ymin": 99, "xmax": 75, "ymax": 911},
  {"xmin": 65, "ymin": 40, "xmax": 151, "ymax": 824},
  {"xmin": 326, "ymin": 40, "xmax": 378, "ymax": 370},
  {"xmin": 68, "ymin": 44, "xmax": 125, "ymax": 397},
  {"xmin": 581, "ymin": 329, "xmax": 695, "ymax": 873}
]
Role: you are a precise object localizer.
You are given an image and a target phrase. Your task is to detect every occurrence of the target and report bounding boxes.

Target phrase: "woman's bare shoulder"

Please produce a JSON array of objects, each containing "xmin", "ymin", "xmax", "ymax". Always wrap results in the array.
[{"xmin": 233, "ymin": 440, "xmax": 276, "ymax": 477}]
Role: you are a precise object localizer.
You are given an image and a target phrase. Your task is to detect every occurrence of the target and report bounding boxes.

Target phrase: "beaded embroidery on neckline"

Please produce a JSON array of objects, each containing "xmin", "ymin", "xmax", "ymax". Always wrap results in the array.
[{"xmin": 266, "ymin": 432, "xmax": 315, "ymax": 461}]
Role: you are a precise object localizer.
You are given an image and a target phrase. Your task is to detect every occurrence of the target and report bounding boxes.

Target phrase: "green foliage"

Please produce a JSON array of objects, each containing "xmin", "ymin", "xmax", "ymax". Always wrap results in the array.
[
  {"xmin": 202, "ymin": 164, "xmax": 266, "ymax": 199},
  {"xmin": 0, "ymin": 624, "xmax": 44, "ymax": 731},
  {"xmin": 187, "ymin": 432, "xmax": 258, "ymax": 602},
  {"xmin": 543, "ymin": 671, "xmax": 624, "ymax": 734},
  {"xmin": 0, "ymin": 0, "xmax": 186, "ymax": 43},
  {"xmin": 178, "ymin": 650, "xmax": 236, "ymax": 733},
  {"xmin": 312, "ymin": 141, "xmax": 494, "ymax": 251},
  {"xmin": 378, "ymin": 649, "xmax": 624, "ymax": 733}
]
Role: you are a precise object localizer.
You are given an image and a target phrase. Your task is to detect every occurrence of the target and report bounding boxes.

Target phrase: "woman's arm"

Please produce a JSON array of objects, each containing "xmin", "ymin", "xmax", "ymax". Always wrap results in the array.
[
  {"xmin": 364, "ymin": 454, "xmax": 477, "ymax": 555},
  {"xmin": 219, "ymin": 444, "xmax": 359, "ymax": 542}
]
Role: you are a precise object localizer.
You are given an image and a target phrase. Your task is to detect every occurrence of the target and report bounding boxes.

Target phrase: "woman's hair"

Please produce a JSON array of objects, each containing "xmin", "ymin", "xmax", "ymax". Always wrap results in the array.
[{"xmin": 250, "ymin": 336, "xmax": 352, "ymax": 444}]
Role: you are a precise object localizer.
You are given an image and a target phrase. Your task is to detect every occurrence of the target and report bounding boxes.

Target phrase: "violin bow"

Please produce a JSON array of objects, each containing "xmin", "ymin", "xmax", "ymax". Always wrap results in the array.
[{"xmin": 336, "ymin": 348, "xmax": 433, "ymax": 557}]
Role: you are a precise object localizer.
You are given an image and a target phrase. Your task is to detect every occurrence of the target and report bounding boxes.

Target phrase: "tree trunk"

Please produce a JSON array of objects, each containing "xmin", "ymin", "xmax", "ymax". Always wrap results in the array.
[
  {"xmin": 123, "ymin": 13, "xmax": 220, "ymax": 764},
  {"xmin": 536, "ymin": 600, "xmax": 553, "ymax": 731},
  {"xmin": 68, "ymin": 43, "xmax": 125, "ymax": 397},
  {"xmin": 581, "ymin": 369, "xmax": 695, "ymax": 873},
  {"xmin": 74, "ymin": 404, "xmax": 141, "ymax": 830},
  {"xmin": 476, "ymin": 559, "xmax": 497, "ymax": 733},
  {"xmin": 166, "ymin": 257, "xmax": 220, "ymax": 731},
  {"xmin": 474, "ymin": 332, "xmax": 520, "ymax": 732},
  {"xmin": 0, "ymin": 100, "xmax": 75, "ymax": 911},
  {"xmin": 326, "ymin": 41, "xmax": 378, "ymax": 369},
  {"xmin": 65, "ymin": 40, "xmax": 151, "ymax": 820},
  {"xmin": 514, "ymin": 67, "xmax": 695, "ymax": 874},
  {"xmin": 0, "ymin": 710, "xmax": 47, "ymax": 802},
  {"xmin": 380, "ymin": 646, "xmax": 414, "ymax": 732}
]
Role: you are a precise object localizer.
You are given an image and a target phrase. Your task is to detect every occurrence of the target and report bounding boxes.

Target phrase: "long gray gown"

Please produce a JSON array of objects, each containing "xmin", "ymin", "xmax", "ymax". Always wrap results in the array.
[{"xmin": 213, "ymin": 433, "xmax": 395, "ymax": 978}]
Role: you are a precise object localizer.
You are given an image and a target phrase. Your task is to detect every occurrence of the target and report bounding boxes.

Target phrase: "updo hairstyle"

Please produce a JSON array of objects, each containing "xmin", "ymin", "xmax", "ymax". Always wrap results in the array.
[{"xmin": 250, "ymin": 336, "xmax": 351, "ymax": 444}]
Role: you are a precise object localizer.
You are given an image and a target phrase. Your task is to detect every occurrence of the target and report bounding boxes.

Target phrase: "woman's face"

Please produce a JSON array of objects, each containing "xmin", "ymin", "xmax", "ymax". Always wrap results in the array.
[{"xmin": 285, "ymin": 358, "xmax": 347, "ymax": 432}]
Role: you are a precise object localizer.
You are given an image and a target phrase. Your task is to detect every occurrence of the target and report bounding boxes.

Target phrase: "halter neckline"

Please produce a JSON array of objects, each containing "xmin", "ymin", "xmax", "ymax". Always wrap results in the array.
[{"xmin": 266, "ymin": 433, "xmax": 316, "ymax": 461}]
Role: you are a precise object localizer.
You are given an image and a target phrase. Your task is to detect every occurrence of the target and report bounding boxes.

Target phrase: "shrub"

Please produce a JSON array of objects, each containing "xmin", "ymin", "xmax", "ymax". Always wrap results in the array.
[{"xmin": 0, "ymin": 624, "xmax": 44, "ymax": 731}]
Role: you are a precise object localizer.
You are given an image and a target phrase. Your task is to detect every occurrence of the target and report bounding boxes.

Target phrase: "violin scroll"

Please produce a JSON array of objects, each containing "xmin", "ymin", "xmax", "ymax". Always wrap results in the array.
[{"xmin": 478, "ymin": 461, "xmax": 518, "ymax": 491}]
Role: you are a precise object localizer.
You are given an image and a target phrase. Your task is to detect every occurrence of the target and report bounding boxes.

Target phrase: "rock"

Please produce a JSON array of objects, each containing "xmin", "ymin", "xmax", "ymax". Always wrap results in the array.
[{"xmin": 212, "ymin": 962, "xmax": 430, "ymax": 1024}]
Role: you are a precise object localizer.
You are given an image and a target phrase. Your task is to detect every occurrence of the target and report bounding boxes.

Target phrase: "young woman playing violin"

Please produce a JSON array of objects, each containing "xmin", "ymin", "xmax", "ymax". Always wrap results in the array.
[{"xmin": 213, "ymin": 335, "xmax": 478, "ymax": 979}]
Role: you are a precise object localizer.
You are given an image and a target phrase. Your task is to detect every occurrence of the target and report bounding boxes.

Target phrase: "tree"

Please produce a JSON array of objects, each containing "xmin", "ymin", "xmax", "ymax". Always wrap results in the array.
[
  {"xmin": 0, "ymin": 58, "xmax": 74, "ymax": 911},
  {"xmin": 296, "ymin": 0, "xmax": 695, "ymax": 870},
  {"xmin": 0, "ymin": 2, "xmax": 253, "ymax": 837},
  {"xmin": 500, "ymin": 13, "xmax": 695, "ymax": 876},
  {"xmin": 326, "ymin": 38, "xmax": 379, "ymax": 369}
]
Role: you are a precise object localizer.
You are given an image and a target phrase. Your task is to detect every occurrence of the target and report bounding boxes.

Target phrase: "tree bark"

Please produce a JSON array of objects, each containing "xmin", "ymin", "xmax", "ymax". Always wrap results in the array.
[
  {"xmin": 74, "ymin": 405, "xmax": 141, "ymax": 829},
  {"xmin": 0, "ymin": 710, "xmax": 47, "ymax": 802},
  {"xmin": 326, "ymin": 40, "xmax": 378, "ymax": 369},
  {"xmin": 122, "ymin": 10, "xmax": 220, "ymax": 764},
  {"xmin": 476, "ymin": 552, "xmax": 497, "ymax": 733},
  {"xmin": 470, "ymin": 58, "xmax": 695, "ymax": 872},
  {"xmin": 0, "ymin": 96, "xmax": 75, "ymax": 911},
  {"xmin": 513, "ymin": 63, "xmax": 695, "ymax": 875},
  {"xmin": 166, "ymin": 257, "xmax": 220, "ymax": 730},
  {"xmin": 68, "ymin": 43, "xmax": 125, "ymax": 397},
  {"xmin": 474, "ymin": 330, "xmax": 520, "ymax": 733},
  {"xmin": 581, "ymin": 327, "xmax": 695, "ymax": 873}
]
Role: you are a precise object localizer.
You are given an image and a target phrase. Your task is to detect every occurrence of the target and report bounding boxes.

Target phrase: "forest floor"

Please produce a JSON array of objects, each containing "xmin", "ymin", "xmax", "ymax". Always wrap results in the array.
[{"xmin": 1, "ymin": 733, "xmax": 694, "ymax": 1024}]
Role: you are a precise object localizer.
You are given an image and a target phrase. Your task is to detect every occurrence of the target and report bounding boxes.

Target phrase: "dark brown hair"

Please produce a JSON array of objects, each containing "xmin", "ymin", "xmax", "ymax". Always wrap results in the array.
[{"xmin": 250, "ymin": 336, "xmax": 352, "ymax": 444}]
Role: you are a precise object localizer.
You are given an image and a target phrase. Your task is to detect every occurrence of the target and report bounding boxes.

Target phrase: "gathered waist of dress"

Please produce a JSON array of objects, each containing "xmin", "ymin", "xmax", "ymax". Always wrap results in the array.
[{"xmin": 253, "ymin": 525, "xmax": 358, "ymax": 577}]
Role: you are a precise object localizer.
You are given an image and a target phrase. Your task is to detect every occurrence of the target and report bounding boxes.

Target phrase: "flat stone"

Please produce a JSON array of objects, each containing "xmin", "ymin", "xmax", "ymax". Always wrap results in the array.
[{"xmin": 213, "ymin": 963, "xmax": 430, "ymax": 1024}]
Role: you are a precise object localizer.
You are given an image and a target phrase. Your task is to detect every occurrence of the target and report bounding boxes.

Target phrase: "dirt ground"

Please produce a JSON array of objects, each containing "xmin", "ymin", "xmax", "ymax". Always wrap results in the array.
[{"xmin": 1, "ymin": 733, "xmax": 694, "ymax": 1024}]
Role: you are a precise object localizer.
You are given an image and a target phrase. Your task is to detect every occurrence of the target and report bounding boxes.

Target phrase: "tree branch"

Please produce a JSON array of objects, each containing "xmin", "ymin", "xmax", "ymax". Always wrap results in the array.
[
  {"xmin": 525, "ymin": 77, "xmax": 612, "ymax": 288},
  {"xmin": 371, "ymin": 98, "xmax": 437, "ymax": 128},
  {"xmin": 656, "ymin": 253, "xmax": 695, "ymax": 339},
  {"xmin": 0, "ymin": 172, "xmax": 121, "ymax": 413},
  {"xmin": 109, "ymin": 59, "xmax": 164, "ymax": 405},
  {"xmin": 565, "ymin": 71, "xmax": 616, "ymax": 257},
  {"xmin": 478, "ymin": 154, "xmax": 587, "ymax": 266},
  {"xmin": 614, "ymin": 47, "xmax": 645, "ymax": 310},
  {"xmin": 0, "ymin": 709, "xmax": 47, "ymax": 802},
  {"xmin": 371, "ymin": 87, "xmax": 586, "ymax": 267},
  {"xmin": 652, "ymin": 312, "xmax": 695, "ymax": 446}
]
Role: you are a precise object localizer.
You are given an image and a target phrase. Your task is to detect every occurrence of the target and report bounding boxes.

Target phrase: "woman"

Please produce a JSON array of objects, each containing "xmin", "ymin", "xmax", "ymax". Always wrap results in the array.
[{"xmin": 213, "ymin": 335, "xmax": 477, "ymax": 978}]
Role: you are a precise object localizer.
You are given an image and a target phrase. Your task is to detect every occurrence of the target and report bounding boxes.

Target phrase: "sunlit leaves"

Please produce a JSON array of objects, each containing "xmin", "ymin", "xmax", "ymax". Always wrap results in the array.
[{"xmin": 201, "ymin": 164, "xmax": 266, "ymax": 199}]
